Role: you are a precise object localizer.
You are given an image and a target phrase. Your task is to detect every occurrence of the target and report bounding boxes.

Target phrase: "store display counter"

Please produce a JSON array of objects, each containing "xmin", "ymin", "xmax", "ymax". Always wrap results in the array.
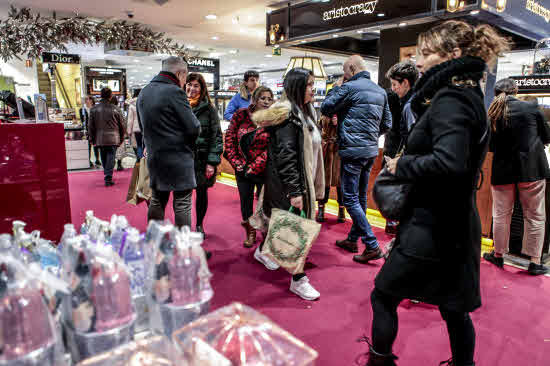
[{"xmin": 0, "ymin": 122, "xmax": 71, "ymax": 241}]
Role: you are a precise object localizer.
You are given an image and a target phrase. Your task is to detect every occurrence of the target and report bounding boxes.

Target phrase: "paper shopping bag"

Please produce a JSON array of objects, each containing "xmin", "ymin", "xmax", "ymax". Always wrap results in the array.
[
  {"xmin": 136, "ymin": 157, "xmax": 152, "ymax": 203},
  {"xmin": 262, "ymin": 208, "xmax": 321, "ymax": 275},
  {"xmin": 126, "ymin": 161, "xmax": 140, "ymax": 205}
]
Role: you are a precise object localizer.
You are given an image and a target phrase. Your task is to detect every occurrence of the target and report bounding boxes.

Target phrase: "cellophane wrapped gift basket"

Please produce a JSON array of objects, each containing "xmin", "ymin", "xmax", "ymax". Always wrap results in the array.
[
  {"xmin": 145, "ymin": 222, "xmax": 213, "ymax": 337},
  {"xmin": 173, "ymin": 302, "xmax": 319, "ymax": 366}
]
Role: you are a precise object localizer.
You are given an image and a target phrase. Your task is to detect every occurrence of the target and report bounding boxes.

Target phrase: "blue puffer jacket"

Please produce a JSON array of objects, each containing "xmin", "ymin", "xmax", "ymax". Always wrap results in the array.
[
  {"xmin": 224, "ymin": 91, "xmax": 251, "ymax": 121},
  {"xmin": 321, "ymin": 71, "xmax": 392, "ymax": 160}
]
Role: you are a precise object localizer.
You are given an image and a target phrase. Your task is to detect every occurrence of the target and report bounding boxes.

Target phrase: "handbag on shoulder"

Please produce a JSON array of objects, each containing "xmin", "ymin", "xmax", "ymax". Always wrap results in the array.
[{"xmin": 373, "ymin": 167, "xmax": 413, "ymax": 221}]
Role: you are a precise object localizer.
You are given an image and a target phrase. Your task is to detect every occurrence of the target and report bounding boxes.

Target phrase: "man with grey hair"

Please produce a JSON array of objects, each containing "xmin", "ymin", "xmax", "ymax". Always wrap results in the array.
[
  {"xmin": 137, "ymin": 56, "xmax": 201, "ymax": 229},
  {"xmin": 321, "ymin": 54, "xmax": 392, "ymax": 264}
]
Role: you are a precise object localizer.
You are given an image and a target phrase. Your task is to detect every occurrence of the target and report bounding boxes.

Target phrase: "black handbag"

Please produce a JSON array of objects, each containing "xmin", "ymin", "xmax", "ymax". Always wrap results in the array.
[{"xmin": 372, "ymin": 166, "xmax": 412, "ymax": 221}]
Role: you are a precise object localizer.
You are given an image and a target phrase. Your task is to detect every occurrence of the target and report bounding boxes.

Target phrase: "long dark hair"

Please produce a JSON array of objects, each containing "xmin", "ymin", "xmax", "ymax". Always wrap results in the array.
[
  {"xmin": 488, "ymin": 78, "xmax": 518, "ymax": 131},
  {"xmin": 283, "ymin": 67, "xmax": 314, "ymax": 120},
  {"xmin": 186, "ymin": 73, "xmax": 211, "ymax": 104}
]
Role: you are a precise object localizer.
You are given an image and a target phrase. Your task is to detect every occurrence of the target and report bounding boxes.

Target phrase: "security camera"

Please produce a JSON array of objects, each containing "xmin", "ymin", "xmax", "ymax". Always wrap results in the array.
[{"xmin": 126, "ymin": 11, "xmax": 134, "ymax": 19}]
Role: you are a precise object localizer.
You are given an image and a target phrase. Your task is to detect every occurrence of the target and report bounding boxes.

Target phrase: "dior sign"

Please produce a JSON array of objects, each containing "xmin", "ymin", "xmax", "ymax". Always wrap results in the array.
[
  {"xmin": 323, "ymin": 1, "xmax": 379, "ymax": 21},
  {"xmin": 42, "ymin": 52, "xmax": 81, "ymax": 64}
]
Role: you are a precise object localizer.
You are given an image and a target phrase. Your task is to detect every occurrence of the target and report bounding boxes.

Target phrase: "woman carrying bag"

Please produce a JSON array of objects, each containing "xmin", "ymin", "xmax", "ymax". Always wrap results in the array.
[
  {"xmin": 366, "ymin": 21, "xmax": 511, "ymax": 366},
  {"xmin": 186, "ymin": 73, "xmax": 223, "ymax": 238},
  {"xmin": 224, "ymin": 86, "xmax": 274, "ymax": 247},
  {"xmin": 483, "ymin": 78, "xmax": 550, "ymax": 275},
  {"xmin": 251, "ymin": 68, "xmax": 324, "ymax": 301}
]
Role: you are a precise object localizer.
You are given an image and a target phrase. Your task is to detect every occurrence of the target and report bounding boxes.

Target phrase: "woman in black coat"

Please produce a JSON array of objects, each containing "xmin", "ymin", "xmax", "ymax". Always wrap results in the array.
[
  {"xmin": 185, "ymin": 73, "xmax": 223, "ymax": 238},
  {"xmin": 366, "ymin": 21, "xmax": 511, "ymax": 366},
  {"xmin": 483, "ymin": 78, "xmax": 550, "ymax": 275}
]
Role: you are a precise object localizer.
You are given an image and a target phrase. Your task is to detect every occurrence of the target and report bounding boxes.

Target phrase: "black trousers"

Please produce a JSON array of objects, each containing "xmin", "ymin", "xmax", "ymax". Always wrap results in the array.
[
  {"xmin": 236, "ymin": 174, "xmax": 260, "ymax": 221},
  {"xmin": 195, "ymin": 185, "xmax": 208, "ymax": 227},
  {"xmin": 99, "ymin": 146, "xmax": 117, "ymax": 182},
  {"xmin": 148, "ymin": 189, "xmax": 192, "ymax": 228},
  {"xmin": 89, "ymin": 141, "xmax": 101, "ymax": 165},
  {"xmin": 318, "ymin": 186, "xmax": 343, "ymax": 206},
  {"xmin": 370, "ymin": 288, "xmax": 475, "ymax": 366}
]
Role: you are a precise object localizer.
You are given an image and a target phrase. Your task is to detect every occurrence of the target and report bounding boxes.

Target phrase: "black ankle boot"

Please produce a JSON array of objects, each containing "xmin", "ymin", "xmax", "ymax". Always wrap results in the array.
[
  {"xmin": 357, "ymin": 336, "xmax": 398, "ymax": 366},
  {"xmin": 438, "ymin": 358, "xmax": 475, "ymax": 366},
  {"xmin": 316, "ymin": 205, "xmax": 325, "ymax": 223}
]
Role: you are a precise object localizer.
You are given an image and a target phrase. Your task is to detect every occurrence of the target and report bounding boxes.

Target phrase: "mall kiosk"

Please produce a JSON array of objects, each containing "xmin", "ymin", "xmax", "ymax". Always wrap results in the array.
[{"xmin": 266, "ymin": 0, "xmax": 550, "ymax": 250}]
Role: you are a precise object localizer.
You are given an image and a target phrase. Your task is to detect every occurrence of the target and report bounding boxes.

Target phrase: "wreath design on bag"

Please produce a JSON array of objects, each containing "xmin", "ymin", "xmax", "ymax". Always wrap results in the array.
[{"xmin": 266, "ymin": 214, "xmax": 308, "ymax": 262}]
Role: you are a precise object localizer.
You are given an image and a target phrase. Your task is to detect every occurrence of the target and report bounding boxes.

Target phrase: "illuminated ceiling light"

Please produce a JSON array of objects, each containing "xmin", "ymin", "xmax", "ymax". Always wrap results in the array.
[
  {"xmin": 211, "ymin": 36, "xmax": 219, "ymax": 40},
  {"xmin": 187, "ymin": 45, "xmax": 196, "ymax": 49},
  {"xmin": 399, "ymin": 22, "xmax": 407, "ymax": 27},
  {"xmin": 229, "ymin": 50, "xmax": 238, "ymax": 54},
  {"xmin": 447, "ymin": 0, "xmax": 460, "ymax": 12},
  {"xmin": 265, "ymin": 54, "xmax": 273, "ymax": 58},
  {"xmin": 283, "ymin": 56, "xmax": 327, "ymax": 80},
  {"xmin": 357, "ymin": 30, "xmax": 364, "ymax": 34},
  {"xmin": 205, "ymin": 14, "xmax": 217, "ymax": 20},
  {"xmin": 470, "ymin": 10, "xmax": 480, "ymax": 15},
  {"xmin": 133, "ymin": 59, "xmax": 140, "ymax": 62},
  {"xmin": 232, "ymin": 17, "xmax": 239, "ymax": 24},
  {"xmin": 377, "ymin": 13, "xmax": 385, "ymax": 17},
  {"xmin": 496, "ymin": 0, "xmax": 507, "ymax": 12},
  {"xmin": 332, "ymin": 34, "xmax": 339, "ymax": 38},
  {"xmin": 300, "ymin": 40, "xmax": 307, "ymax": 43}
]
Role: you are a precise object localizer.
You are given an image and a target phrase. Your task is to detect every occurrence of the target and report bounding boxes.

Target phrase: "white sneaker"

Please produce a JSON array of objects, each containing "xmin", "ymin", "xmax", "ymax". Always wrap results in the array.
[
  {"xmin": 254, "ymin": 246, "xmax": 280, "ymax": 271},
  {"xmin": 290, "ymin": 276, "xmax": 320, "ymax": 301}
]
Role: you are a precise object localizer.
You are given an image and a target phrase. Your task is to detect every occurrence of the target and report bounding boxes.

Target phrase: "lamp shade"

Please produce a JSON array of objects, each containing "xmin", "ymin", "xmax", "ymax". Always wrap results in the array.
[{"xmin": 283, "ymin": 56, "xmax": 327, "ymax": 79}]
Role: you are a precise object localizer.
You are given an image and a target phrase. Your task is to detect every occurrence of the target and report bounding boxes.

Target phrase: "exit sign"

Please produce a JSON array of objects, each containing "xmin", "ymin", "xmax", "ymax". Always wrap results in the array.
[{"xmin": 273, "ymin": 47, "xmax": 282, "ymax": 56}]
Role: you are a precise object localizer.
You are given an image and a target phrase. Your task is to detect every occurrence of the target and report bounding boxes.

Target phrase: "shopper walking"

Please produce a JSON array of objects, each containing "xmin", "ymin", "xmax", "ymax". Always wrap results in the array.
[
  {"xmin": 224, "ymin": 86, "xmax": 274, "ymax": 247},
  {"xmin": 223, "ymin": 70, "xmax": 259, "ymax": 121},
  {"xmin": 366, "ymin": 21, "xmax": 510, "ymax": 366},
  {"xmin": 252, "ymin": 68, "xmax": 324, "ymax": 301},
  {"xmin": 109, "ymin": 95, "xmax": 126, "ymax": 171},
  {"xmin": 321, "ymin": 55, "xmax": 392, "ymax": 264},
  {"xmin": 316, "ymin": 114, "xmax": 346, "ymax": 223},
  {"xmin": 483, "ymin": 78, "xmax": 550, "ymax": 275},
  {"xmin": 383, "ymin": 61, "xmax": 419, "ymax": 235},
  {"xmin": 137, "ymin": 56, "xmax": 201, "ymax": 228},
  {"xmin": 80, "ymin": 95, "xmax": 101, "ymax": 168},
  {"xmin": 186, "ymin": 73, "xmax": 223, "ymax": 238},
  {"xmin": 88, "ymin": 87, "xmax": 125, "ymax": 187},
  {"xmin": 127, "ymin": 89, "xmax": 144, "ymax": 160}
]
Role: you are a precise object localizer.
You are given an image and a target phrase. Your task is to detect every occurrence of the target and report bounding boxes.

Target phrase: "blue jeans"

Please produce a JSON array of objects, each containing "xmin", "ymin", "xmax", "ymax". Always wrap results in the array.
[{"xmin": 341, "ymin": 157, "xmax": 379, "ymax": 249}]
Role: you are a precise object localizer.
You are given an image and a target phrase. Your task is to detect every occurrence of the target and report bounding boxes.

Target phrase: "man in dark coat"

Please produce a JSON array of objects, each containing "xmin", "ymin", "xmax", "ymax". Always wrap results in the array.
[
  {"xmin": 321, "ymin": 55, "xmax": 392, "ymax": 263},
  {"xmin": 88, "ymin": 87, "xmax": 125, "ymax": 186},
  {"xmin": 137, "ymin": 57, "xmax": 201, "ymax": 228}
]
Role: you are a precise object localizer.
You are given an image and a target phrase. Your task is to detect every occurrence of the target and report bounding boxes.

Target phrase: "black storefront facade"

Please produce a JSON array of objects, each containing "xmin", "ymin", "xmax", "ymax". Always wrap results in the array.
[
  {"xmin": 267, "ymin": 0, "xmax": 550, "ymax": 104},
  {"xmin": 267, "ymin": 0, "xmax": 550, "ymax": 260}
]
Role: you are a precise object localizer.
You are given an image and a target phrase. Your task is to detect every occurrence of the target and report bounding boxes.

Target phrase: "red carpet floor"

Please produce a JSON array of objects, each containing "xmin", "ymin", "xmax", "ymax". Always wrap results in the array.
[{"xmin": 69, "ymin": 170, "xmax": 550, "ymax": 366}]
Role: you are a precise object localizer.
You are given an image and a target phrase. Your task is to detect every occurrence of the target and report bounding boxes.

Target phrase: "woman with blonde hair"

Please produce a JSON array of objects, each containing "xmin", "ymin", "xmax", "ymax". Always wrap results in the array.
[
  {"xmin": 365, "ymin": 20, "xmax": 511, "ymax": 366},
  {"xmin": 483, "ymin": 78, "xmax": 550, "ymax": 275}
]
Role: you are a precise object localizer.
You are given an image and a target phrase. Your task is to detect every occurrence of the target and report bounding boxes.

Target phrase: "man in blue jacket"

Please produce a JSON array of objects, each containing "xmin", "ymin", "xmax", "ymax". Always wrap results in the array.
[
  {"xmin": 223, "ymin": 70, "xmax": 259, "ymax": 121},
  {"xmin": 321, "ymin": 55, "xmax": 392, "ymax": 264}
]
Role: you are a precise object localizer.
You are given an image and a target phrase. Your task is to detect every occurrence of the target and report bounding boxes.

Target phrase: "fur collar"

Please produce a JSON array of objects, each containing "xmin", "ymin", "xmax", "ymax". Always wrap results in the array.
[
  {"xmin": 251, "ymin": 100, "xmax": 292, "ymax": 127},
  {"xmin": 411, "ymin": 56, "xmax": 486, "ymax": 117}
]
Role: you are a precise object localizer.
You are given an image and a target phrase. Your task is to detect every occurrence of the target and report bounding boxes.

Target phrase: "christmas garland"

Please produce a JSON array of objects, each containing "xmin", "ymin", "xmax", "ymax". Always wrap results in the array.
[
  {"xmin": 266, "ymin": 214, "xmax": 308, "ymax": 262},
  {"xmin": 0, "ymin": 6, "xmax": 188, "ymax": 62}
]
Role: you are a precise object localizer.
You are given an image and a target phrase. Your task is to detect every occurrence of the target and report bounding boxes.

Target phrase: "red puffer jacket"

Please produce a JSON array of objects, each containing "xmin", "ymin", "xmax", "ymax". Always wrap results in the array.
[{"xmin": 224, "ymin": 106, "xmax": 269, "ymax": 177}]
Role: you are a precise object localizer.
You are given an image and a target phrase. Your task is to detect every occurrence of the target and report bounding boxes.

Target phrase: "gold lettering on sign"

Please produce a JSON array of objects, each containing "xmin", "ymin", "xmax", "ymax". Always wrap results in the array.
[
  {"xmin": 323, "ymin": 1, "xmax": 379, "ymax": 21},
  {"xmin": 526, "ymin": 0, "xmax": 550, "ymax": 22}
]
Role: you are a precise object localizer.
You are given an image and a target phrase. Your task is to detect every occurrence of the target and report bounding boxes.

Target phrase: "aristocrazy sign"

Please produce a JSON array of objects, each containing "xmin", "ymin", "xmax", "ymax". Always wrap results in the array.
[
  {"xmin": 511, "ymin": 75, "xmax": 550, "ymax": 94},
  {"xmin": 322, "ymin": 1, "xmax": 379, "ymax": 21}
]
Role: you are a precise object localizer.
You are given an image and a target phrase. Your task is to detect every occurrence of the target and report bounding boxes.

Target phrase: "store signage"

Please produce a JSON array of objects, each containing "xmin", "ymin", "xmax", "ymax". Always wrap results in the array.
[
  {"xmin": 322, "ymin": 1, "xmax": 378, "ymax": 21},
  {"xmin": 42, "ymin": 52, "xmax": 81, "ymax": 64},
  {"xmin": 188, "ymin": 58, "xmax": 216, "ymax": 68},
  {"xmin": 188, "ymin": 57, "xmax": 220, "ymax": 90},
  {"xmin": 510, "ymin": 75, "xmax": 550, "ymax": 94},
  {"xmin": 526, "ymin": 0, "xmax": 550, "ymax": 22}
]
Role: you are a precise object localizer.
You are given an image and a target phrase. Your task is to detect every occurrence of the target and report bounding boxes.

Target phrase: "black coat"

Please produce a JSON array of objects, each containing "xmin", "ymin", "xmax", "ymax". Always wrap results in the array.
[
  {"xmin": 375, "ymin": 57, "xmax": 489, "ymax": 312},
  {"xmin": 193, "ymin": 100, "xmax": 223, "ymax": 187},
  {"xmin": 490, "ymin": 97, "xmax": 550, "ymax": 185},
  {"xmin": 137, "ymin": 72, "xmax": 201, "ymax": 191},
  {"xmin": 321, "ymin": 71, "xmax": 392, "ymax": 160}
]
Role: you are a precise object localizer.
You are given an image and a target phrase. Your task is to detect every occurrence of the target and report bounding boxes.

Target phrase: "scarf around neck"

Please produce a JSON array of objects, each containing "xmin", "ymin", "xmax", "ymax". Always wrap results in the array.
[{"xmin": 188, "ymin": 95, "xmax": 201, "ymax": 108}]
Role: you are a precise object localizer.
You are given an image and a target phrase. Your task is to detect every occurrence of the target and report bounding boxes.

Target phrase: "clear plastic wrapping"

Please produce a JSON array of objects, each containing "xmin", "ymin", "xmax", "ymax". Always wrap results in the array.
[
  {"xmin": 61, "ymin": 238, "xmax": 136, "ymax": 362},
  {"xmin": 0, "ymin": 254, "xmax": 68, "ymax": 366},
  {"xmin": 76, "ymin": 335, "xmax": 185, "ymax": 366},
  {"xmin": 145, "ymin": 222, "xmax": 213, "ymax": 337},
  {"xmin": 173, "ymin": 302, "xmax": 318, "ymax": 366}
]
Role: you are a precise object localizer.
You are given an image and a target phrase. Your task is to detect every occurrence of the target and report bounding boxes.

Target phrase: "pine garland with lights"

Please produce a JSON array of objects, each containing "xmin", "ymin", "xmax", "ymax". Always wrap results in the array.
[{"xmin": 0, "ymin": 6, "xmax": 188, "ymax": 62}]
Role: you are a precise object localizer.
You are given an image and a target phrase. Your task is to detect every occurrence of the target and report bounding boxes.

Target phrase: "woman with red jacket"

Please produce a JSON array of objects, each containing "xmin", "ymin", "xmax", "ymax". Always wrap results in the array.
[{"xmin": 224, "ymin": 86, "xmax": 274, "ymax": 247}]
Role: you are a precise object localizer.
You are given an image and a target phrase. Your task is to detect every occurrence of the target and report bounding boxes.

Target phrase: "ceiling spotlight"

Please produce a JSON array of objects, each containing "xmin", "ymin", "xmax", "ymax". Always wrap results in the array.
[
  {"xmin": 229, "ymin": 50, "xmax": 238, "ymax": 54},
  {"xmin": 470, "ymin": 10, "xmax": 480, "ymax": 15},
  {"xmin": 232, "ymin": 17, "xmax": 239, "ymax": 24},
  {"xmin": 133, "ymin": 59, "xmax": 140, "ymax": 62},
  {"xmin": 332, "ymin": 34, "xmax": 339, "ymax": 38},
  {"xmin": 205, "ymin": 14, "xmax": 217, "ymax": 20},
  {"xmin": 231, "ymin": 60, "xmax": 237, "ymax": 63},
  {"xmin": 300, "ymin": 40, "xmax": 307, "ymax": 44},
  {"xmin": 265, "ymin": 54, "xmax": 273, "ymax": 58},
  {"xmin": 211, "ymin": 36, "xmax": 219, "ymax": 40},
  {"xmin": 377, "ymin": 13, "xmax": 385, "ymax": 17},
  {"xmin": 357, "ymin": 30, "xmax": 364, "ymax": 34},
  {"xmin": 148, "ymin": 66, "xmax": 153, "ymax": 70},
  {"xmin": 399, "ymin": 22, "xmax": 408, "ymax": 27},
  {"xmin": 187, "ymin": 45, "xmax": 196, "ymax": 49}
]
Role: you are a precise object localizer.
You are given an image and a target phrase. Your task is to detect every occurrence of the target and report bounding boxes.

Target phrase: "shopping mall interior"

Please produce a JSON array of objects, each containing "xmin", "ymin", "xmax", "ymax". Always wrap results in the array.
[{"xmin": 0, "ymin": 0, "xmax": 549, "ymax": 365}]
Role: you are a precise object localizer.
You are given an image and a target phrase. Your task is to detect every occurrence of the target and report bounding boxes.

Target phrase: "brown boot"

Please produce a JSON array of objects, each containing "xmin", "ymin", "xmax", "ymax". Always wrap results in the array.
[
  {"xmin": 316, "ymin": 204, "xmax": 325, "ymax": 223},
  {"xmin": 241, "ymin": 220, "xmax": 256, "ymax": 248},
  {"xmin": 336, "ymin": 239, "xmax": 358, "ymax": 253},
  {"xmin": 337, "ymin": 206, "xmax": 346, "ymax": 223},
  {"xmin": 353, "ymin": 247, "xmax": 384, "ymax": 264}
]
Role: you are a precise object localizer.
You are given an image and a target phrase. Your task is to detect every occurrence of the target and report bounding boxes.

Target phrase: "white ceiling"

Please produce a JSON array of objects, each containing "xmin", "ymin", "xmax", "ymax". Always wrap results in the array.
[{"xmin": 1, "ymin": 0, "xmax": 351, "ymax": 88}]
